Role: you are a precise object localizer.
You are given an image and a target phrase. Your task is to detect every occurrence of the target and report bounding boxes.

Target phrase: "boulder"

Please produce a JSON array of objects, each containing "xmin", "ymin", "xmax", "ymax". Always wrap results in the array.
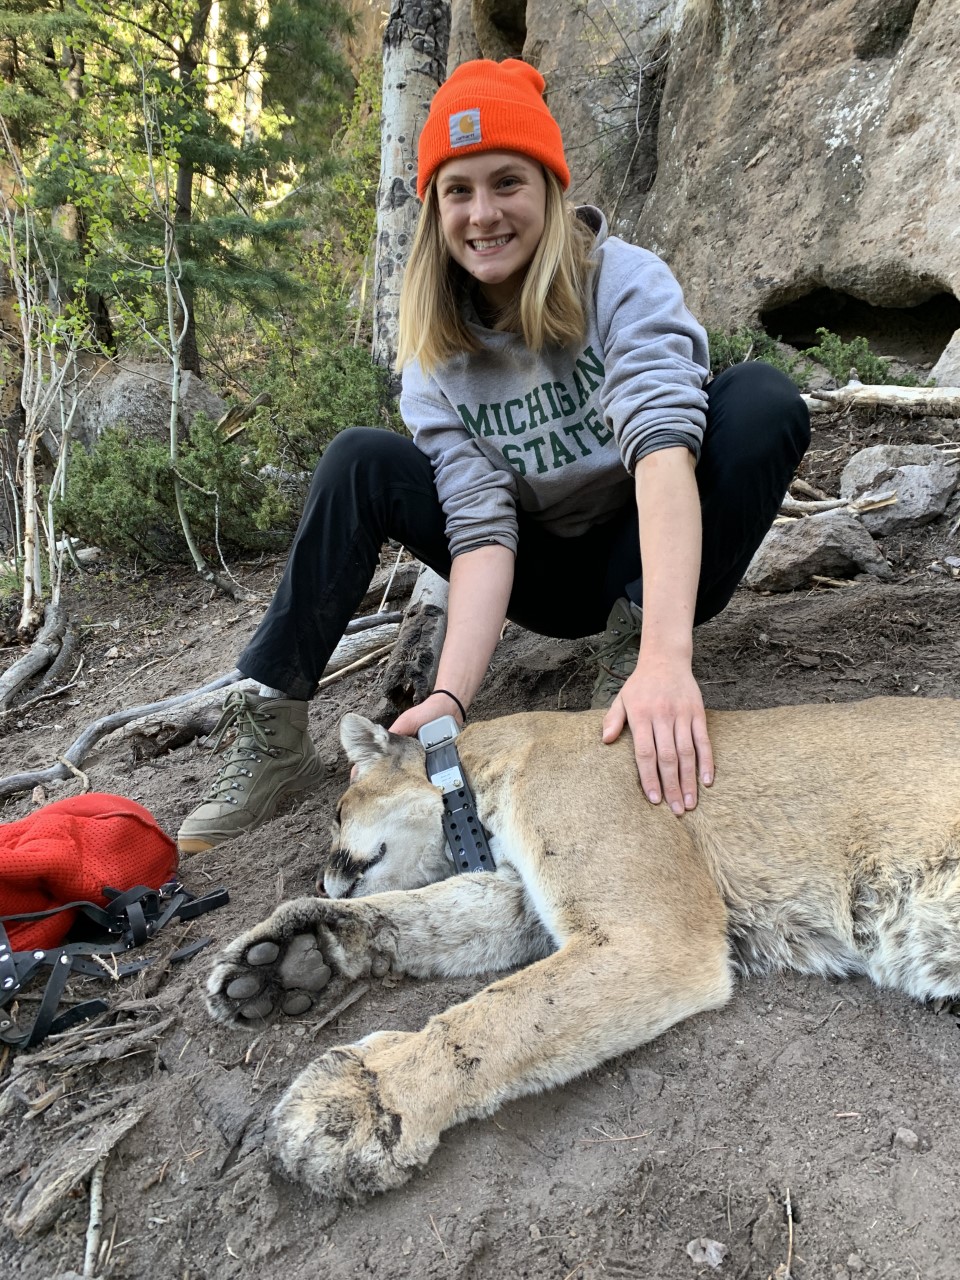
[
  {"xmin": 638, "ymin": 0, "xmax": 960, "ymax": 366},
  {"xmin": 840, "ymin": 444, "xmax": 959, "ymax": 534},
  {"xmin": 931, "ymin": 332, "xmax": 960, "ymax": 388},
  {"xmin": 48, "ymin": 357, "xmax": 228, "ymax": 457},
  {"xmin": 744, "ymin": 510, "xmax": 892, "ymax": 591}
]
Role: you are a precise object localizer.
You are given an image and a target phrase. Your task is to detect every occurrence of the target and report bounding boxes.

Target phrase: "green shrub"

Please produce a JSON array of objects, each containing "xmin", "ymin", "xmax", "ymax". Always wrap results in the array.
[
  {"xmin": 707, "ymin": 326, "xmax": 810, "ymax": 385},
  {"xmin": 56, "ymin": 339, "xmax": 403, "ymax": 564},
  {"xmin": 55, "ymin": 414, "xmax": 287, "ymax": 564},
  {"xmin": 800, "ymin": 326, "xmax": 911, "ymax": 385},
  {"xmin": 248, "ymin": 341, "xmax": 403, "ymax": 477}
]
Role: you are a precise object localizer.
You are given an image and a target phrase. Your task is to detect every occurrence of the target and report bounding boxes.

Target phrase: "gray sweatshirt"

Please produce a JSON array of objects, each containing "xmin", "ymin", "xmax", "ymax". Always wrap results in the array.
[{"xmin": 400, "ymin": 208, "xmax": 710, "ymax": 558}]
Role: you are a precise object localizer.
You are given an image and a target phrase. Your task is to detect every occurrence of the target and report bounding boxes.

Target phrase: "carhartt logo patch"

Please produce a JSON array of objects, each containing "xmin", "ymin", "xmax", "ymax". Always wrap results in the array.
[{"xmin": 449, "ymin": 109, "xmax": 481, "ymax": 147}]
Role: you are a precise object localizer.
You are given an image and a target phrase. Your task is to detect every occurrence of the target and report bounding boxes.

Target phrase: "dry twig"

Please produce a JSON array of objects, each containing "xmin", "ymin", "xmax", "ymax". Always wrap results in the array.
[
  {"xmin": 316, "ymin": 645, "xmax": 395, "ymax": 690},
  {"xmin": 83, "ymin": 1157, "xmax": 107, "ymax": 1277},
  {"xmin": 311, "ymin": 984, "xmax": 370, "ymax": 1036},
  {"xmin": 57, "ymin": 754, "xmax": 91, "ymax": 791},
  {"xmin": 429, "ymin": 1214, "xmax": 448, "ymax": 1261}
]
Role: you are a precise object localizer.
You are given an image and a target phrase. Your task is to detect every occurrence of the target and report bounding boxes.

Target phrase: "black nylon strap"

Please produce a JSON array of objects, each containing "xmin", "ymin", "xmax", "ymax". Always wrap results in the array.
[
  {"xmin": 0, "ymin": 883, "xmax": 229, "ymax": 1050},
  {"xmin": 0, "ymin": 925, "xmax": 18, "ymax": 998},
  {"xmin": 20, "ymin": 954, "xmax": 75, "ymax": 1048}
]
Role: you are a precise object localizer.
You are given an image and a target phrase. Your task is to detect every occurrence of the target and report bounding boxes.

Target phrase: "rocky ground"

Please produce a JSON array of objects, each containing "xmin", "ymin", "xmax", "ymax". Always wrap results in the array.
[{"xmin": 1, "ymin": 403, "xmax": 959, "ymax": 1280}]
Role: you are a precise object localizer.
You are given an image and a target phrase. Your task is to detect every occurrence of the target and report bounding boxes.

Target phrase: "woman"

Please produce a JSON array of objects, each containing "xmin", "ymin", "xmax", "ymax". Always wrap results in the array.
[{"xmin": 176, "ymin": 58, "xmax": 809, "ymax": 853}]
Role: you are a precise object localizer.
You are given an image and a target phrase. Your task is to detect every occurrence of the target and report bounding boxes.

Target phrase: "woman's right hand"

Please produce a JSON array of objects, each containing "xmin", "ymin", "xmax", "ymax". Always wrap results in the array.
[{"xmin": 390, "ymin": 690, "xmax": 465, "ymax": 738}]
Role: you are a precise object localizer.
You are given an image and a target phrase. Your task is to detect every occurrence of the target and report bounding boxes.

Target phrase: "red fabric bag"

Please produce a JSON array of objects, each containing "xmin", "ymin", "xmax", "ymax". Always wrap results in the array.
[{"xmin": 0, "ymin": 793, "xmax": 179, "ymax": 950}]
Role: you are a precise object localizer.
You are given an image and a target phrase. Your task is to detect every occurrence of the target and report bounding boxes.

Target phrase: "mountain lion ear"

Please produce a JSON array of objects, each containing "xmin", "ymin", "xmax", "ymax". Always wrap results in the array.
[{"xmin": 340, "ymin": 714, "xmax": 396, "ymax": 774}]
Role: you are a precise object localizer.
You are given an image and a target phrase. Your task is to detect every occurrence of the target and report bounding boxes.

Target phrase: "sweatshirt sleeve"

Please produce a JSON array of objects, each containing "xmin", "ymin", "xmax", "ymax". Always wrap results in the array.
[
  {"xmin": 594, "ymin": 240, "xmax": 710, "ymax": 472},
  {"xmin": 400, "ymin": 363, "xmax": 520, "ymax": 558}
]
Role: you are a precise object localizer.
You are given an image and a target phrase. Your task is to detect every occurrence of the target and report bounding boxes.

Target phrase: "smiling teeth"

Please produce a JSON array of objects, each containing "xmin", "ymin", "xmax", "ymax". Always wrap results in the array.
[{"xmin": 471, "ymin": 236, "xmax": 511, "ymax": 249}]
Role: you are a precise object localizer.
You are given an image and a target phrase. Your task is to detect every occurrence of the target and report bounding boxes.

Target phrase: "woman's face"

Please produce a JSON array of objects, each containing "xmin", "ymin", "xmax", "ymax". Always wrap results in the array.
[{"xmin": 435, "ymin": 150, "xmax": 547, "ymax": 310}]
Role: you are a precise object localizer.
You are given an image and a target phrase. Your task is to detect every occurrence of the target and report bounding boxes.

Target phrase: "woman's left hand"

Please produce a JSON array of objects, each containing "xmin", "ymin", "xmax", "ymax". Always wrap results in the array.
[{"xmin": 601, "ymin": 655, "xmax": 714, "ymax": 815}]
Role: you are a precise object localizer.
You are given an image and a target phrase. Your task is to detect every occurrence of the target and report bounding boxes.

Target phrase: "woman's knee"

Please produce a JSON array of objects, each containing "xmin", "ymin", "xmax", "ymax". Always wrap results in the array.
[
  {"xmin": 705, "ymin": 361, "xmax": 810, "ymax": 465},
  {"xmin": 315, "ymin": 426, "xmax": 421, "ymax": 486}
]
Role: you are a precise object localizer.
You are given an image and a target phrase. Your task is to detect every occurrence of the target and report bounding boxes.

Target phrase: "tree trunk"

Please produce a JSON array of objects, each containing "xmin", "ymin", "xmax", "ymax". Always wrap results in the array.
[
  {"xmin": 0, "ymin": 88, "xmax": 24, "ymax": 534},
  {"xmin": 50, "ymin": 30, "xmax": 83, "ymax": 313},
  {"xmin": 174, "ymin": 0, "xmax": 214, "ymax": 377},
  {"xmin": 372, "ymin": 0, "xmax": 450, "ymax": 376},
  {"xmin": 174, "ymin": 151, "xmax": 201, "ymax": 376}
]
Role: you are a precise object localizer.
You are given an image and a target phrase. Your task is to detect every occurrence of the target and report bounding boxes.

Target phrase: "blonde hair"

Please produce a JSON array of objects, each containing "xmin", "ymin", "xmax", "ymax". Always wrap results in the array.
[{"xmin": 396, "ymin": 169, "xmax": 596, "ymax": 376}]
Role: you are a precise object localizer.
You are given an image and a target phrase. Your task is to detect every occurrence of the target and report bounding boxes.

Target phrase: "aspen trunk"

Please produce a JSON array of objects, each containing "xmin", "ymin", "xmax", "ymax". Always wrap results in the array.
[{"xmin": 372, "ymin": 0, "xmax": 451, "ymax": 376}]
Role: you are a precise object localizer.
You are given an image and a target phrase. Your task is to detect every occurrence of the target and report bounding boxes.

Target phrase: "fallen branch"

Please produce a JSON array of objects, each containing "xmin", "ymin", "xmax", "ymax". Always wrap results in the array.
[
  {"xmin": 33, "ymin": 623, "xmax": 78, "ymax": 695},
  {"xmin": 779, "ymin": 489, "xmax": 897, "ymax": 517},
  {"xmin": 104, "ymin": 702, "xmax": 224, "ymax": 760},
  {"xmin": 4, "ymin": 1101, "xmax": 147, "ymax": 1238},
  {"xmin": 803, "ymin": 381, "xmax": 960, "ymax": 416},
  {"xmin": 343, "ymin": 610, "xmax": 403, "ymax": 635},
  {"xmin": 377, "ymin": 567, "xmax": 449, "ymax": 715},
  {"xmin": 790, "ymin": 478, "xmax": 831, "ymax": 501},
  {"xmin": 0, "ymin": 603, "xmax": 65, "ymax": 711},
  {"xmin": 324, "ymin": 624, "xmax": 399, "ymax": 674},
  {"xmin": 357, "ymin": 560, "xmax": 420, "ymax": 614},
  {"xmin": 218, "ymin": 391, "xmax": 272, "ymax": 440},
  {"xmin": 0, "ymin": 594, "xmax": 407, "ymax": 802},
  {"xmin": 0, "ymin": 669, "xmax": 243, "ymax": 804}
]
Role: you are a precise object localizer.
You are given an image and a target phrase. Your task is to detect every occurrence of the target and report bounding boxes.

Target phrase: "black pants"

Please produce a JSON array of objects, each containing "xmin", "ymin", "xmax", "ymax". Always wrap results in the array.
[{"xmin": 238, "ymin": 362, "xmax": 810, "ymax": 701}]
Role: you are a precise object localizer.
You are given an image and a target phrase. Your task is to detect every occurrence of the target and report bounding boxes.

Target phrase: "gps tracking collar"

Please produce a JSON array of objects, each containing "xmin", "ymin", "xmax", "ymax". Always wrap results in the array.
[{"xmin": 417, "ymin": 715, "xmax": 496, "ymax": 874}]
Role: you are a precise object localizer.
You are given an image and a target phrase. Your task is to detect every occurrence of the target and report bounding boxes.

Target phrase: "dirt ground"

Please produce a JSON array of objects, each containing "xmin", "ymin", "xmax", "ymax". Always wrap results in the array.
[{"xmin": 2, "ymin": 406, "xmax": 960, "ymax": 1280}]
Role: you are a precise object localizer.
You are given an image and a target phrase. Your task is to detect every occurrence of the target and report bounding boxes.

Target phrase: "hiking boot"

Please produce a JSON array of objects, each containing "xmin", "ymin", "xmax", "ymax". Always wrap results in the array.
[
  {"xmin": 177, "ymin": 691, "xmax": 322, "ymax": 852},
  {"xmin": 590, "ymin": 597, "xmax": 643, "ymax": 709}
]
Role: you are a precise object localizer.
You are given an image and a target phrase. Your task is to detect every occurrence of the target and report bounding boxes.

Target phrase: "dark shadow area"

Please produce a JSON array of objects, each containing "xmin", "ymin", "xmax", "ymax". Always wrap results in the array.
[
  {"xmin": 473, "ymin": 0, "xmax": 526, "ymax": 58},
  {"xmin": 853, "ymin": 0, "xmax": 921, "ymax": 59},
  {"xmin": 760, "ymin": 288, "xmax": 960, "ymax": 365}
]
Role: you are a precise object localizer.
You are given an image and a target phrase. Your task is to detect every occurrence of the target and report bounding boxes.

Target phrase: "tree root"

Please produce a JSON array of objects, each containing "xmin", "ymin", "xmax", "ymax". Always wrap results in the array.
[
  {"xmin": 0, "ymin": 604, "xmax": 65, "ymax": 712},
  {"xmin": 0, "ymin": 669, "xmax": 243, "ymax": 803}
]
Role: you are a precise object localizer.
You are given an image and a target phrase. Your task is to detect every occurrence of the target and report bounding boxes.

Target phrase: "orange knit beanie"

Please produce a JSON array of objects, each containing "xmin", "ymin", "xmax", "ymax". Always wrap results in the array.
[{"xmin": 416, "ymin": 58, "xmax": 570, "ymax": 199}]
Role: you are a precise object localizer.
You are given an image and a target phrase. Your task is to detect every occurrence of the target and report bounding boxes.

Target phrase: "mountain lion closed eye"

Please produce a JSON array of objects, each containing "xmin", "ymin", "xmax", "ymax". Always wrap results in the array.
[{"xmin": 206, "ymin": 698, "xmax": 960, "ymax": 1202}]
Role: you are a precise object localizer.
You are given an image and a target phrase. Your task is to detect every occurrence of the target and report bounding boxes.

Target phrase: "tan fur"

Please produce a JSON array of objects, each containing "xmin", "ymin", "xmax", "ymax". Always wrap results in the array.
[{"xmin": 206, "ymin": 697, "xmax": 960, "ymax": 1201}]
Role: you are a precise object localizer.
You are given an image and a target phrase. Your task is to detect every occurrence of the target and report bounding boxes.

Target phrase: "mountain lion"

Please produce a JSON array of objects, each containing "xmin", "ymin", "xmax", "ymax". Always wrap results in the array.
[{"xmin": 206, "ymin": 698, "xmax": 960, "ymax": 1201}]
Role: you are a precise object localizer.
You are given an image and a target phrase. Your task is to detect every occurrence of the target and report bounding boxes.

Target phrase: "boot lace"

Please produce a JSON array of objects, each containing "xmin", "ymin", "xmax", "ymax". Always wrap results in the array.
[
  {"xmin": 594, "ymin": 604, "xmax": 642, "ymax": 689},
  {"xmin": 203, "ymin": 691, "xmax": 279, "ymax": 803}
]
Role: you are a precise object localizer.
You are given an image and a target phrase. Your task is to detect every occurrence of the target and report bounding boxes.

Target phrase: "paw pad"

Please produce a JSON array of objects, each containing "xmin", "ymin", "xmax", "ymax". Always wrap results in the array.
[
  {"xmin": 239, "ymin": 992, "xmax": 275, "ymax": 1020},
  {"xmin": 226, "ymin": 974, "xmax": 262, "ymax": 1000},
  {"xmin": 215, "ymin": 932, "xmax": 335, "ymax": 1024},
  {"xmin": 279, "ymin": 935, "xmax": 332, "ymax": 993},
  {"xmin": 247, "ymin": 941, "xmax": 281, "ymax": 965},
  {"xmin": 281, "ymin": 992, "xmax": 314, "ymax": 1016}
]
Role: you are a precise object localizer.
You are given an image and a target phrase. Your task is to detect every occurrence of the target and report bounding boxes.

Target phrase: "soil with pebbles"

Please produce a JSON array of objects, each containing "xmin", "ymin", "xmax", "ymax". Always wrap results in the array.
[{"xmin": 1, "ymin": 407, "xmax": 960, "ymax": 1280}]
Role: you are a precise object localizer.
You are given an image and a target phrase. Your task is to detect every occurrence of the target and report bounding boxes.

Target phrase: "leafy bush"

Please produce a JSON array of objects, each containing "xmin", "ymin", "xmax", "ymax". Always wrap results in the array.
[
  {"xmin": 55, "ymin": 414, "xmax": 287, "ymax": 564},
  {"xmin": 708, "ymin": 324, "xmax": 917, "ymax": 387},
  {"xmin": 707, "ymin": 326, "xmax": 810, "ymax": 385},
  {"xmin": 248, "ymin": 341, "xmax": 402, "ymax": 479},
  {"xmin": 800, "ymin": 326, "xmax": 910, "ymax": 385},
  {"xmin": 56, "ymin": 338, "xmax": 402, "ymax": 565}
]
